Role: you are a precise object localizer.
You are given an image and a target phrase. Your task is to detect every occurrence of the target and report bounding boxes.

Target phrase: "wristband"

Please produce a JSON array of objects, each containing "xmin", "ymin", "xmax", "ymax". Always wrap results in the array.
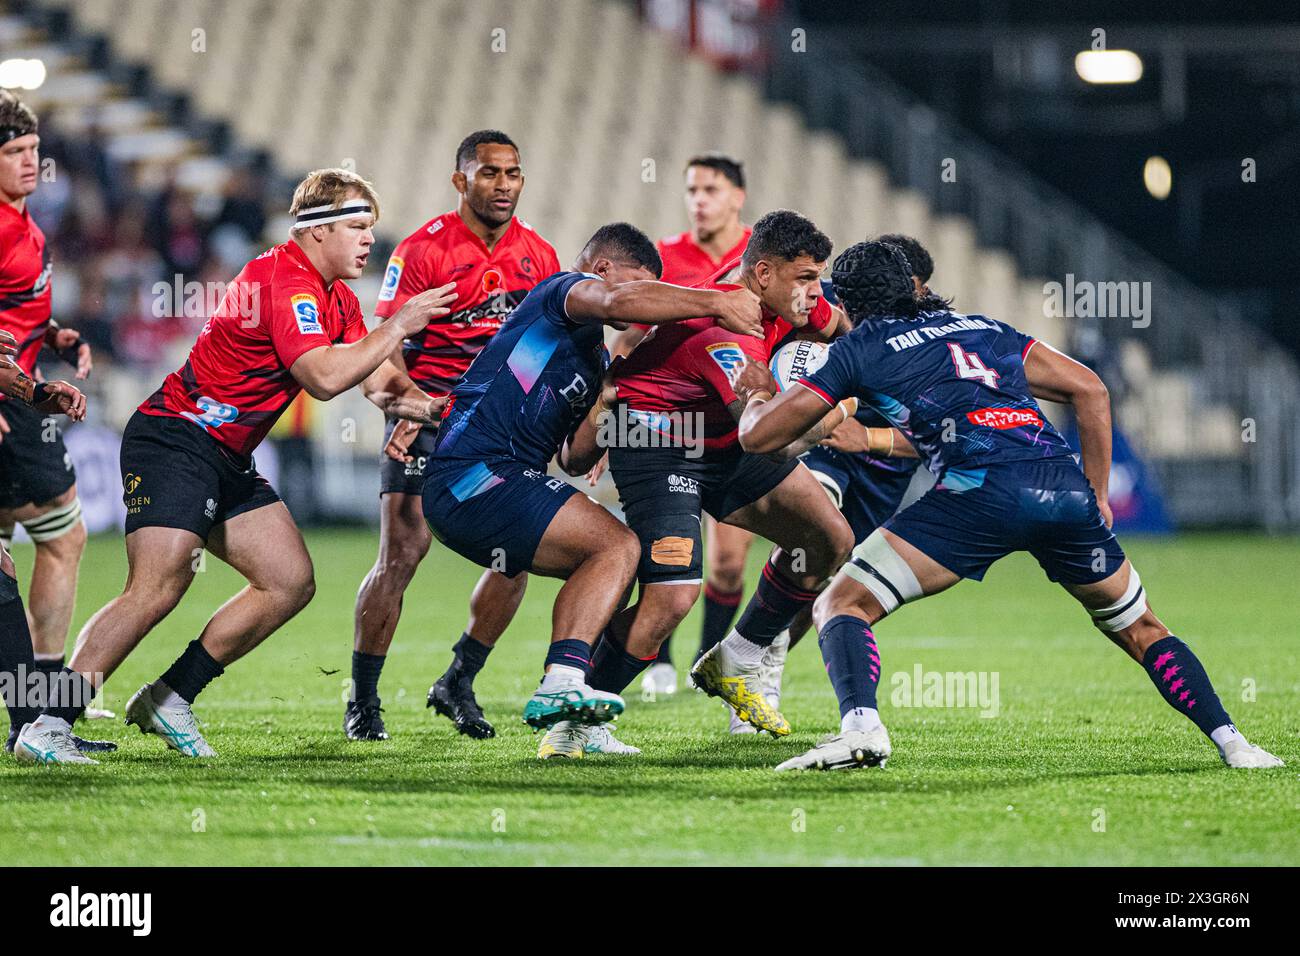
[{"xmin": 31, "ymin": 382, "xmax": 51, "ymax": 406}]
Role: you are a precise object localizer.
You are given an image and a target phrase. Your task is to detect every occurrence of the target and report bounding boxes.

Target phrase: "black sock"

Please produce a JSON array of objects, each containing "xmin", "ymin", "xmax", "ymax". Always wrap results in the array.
[
  {"xmin": 733, "ymin": 561, "xmax": 819, "ymax": 648},
  {"xmin": 159, "ymin": 639, "xmax": 225, "ymax": 704},
  {"xmin": 1142, "ymin": 635, "xmax": 1233, "ymax": 740},
  {"xmin": 44, "ymin": 668, "xmax": 94, "ymax": 726},
  {"xmin": 0, "ymin": 578, "xmax": 39, "ymax": 731},
  {"xmin": 33, "ymin": 656, "xmax": 64, "ymax": 672},
  {"xmin": 697, "ymin": 582, "xmax": 743, "ymax": 662},
  {"xmin": 351, "ymin": 650, "xmax": 385, "ymax": 702},
  {"xmin": 590, "ymin": 632, "xmax": 656, "ymax": 695},
  {"xmin": 445, "ymin": 632, "xmax": 492, "ymax": 684},
  {"xmin": 653, "ymin": 630, "xmax": 674, "ymax": 665}
]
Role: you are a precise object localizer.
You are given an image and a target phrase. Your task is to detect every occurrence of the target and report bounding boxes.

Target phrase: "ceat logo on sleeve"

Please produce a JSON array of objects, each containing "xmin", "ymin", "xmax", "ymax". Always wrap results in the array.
[
  {"xmin": 378, "ymin": 256, "xmax": 404, "ymax": 302},
  {"xmin": 705, "ymin": 342, "xmax": 746, "ymax": 385},
  {"xmin": 291, "ymin": 293, "xmax": 322, "ymax": 335}
]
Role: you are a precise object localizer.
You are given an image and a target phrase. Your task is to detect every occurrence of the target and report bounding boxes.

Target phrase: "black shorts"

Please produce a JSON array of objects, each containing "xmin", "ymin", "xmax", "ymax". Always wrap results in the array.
[
  {"xmin": 378, "ymin": 417, "xmax": 440, "ymax": 496},
  {"xmin": 120, "ymin": 411, "xmax": 280, "ymax": 538},
  {"xmin": 0, "ymin": 398, "xmax": 77, "ymax": 509},
  {"xmin": 608, "ymin": 442, "xmax": 798, "ymax": 585}
]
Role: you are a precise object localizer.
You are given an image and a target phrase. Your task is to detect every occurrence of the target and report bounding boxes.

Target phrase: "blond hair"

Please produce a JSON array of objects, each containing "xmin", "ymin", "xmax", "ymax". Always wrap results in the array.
[{"xmin": 288, "ymin": 167, "xmax": 380, "ymax": 235}]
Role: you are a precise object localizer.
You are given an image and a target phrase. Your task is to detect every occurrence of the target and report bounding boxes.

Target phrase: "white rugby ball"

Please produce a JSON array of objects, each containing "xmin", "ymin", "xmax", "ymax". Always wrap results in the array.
[{"xmin": 769, "ymin": 340, "xmax": 830, "ymax": 392}]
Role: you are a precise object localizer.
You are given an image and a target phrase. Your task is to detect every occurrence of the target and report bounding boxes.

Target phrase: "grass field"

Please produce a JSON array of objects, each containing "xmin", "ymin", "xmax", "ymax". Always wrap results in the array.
[{"xmin": 1, "ymin": 529, "xmax": 1296, "ymax": 866}]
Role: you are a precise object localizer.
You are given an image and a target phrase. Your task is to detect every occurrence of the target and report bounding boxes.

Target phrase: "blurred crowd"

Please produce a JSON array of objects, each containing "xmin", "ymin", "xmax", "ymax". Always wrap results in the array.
[{"xmin": 28, "ymin": 119, "xmax": 274, "ymax": 372}]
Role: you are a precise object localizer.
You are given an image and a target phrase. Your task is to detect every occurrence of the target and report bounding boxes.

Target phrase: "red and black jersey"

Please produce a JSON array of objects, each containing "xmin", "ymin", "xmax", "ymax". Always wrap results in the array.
[
  {"xmin": 139, "ymin": 241, "xmax": 367, "ymax": 458},
  {"xmin": 374, "ymin": 212, "xmax": 560, "ymax": 395},
  {"xmin": 0, "ymin": 202, "xmax": 53, "ymax": 377},
  {"xmin": 655, "ymin": 227, "xmax": 751, "ymax": 286},
  {"xmin": 612, "ymin": 280, "xmax": 833, "ymax": 452}
]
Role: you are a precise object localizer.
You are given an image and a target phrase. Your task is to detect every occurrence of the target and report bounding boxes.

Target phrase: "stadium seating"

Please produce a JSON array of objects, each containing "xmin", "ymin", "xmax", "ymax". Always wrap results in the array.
[{"xmin": 12, "ymin": 0, "xmax": 1297, "ymax": 527}]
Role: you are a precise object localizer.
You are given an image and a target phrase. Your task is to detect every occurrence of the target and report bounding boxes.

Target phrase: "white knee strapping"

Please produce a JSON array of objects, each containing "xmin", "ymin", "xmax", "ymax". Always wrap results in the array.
[
  {"xmin": 809, "ymin": 468, "xmax": 843, "ymax": 510},
  {"xmin": 22, "ymin": 497, "xmax": 83, "ymax": 543},
  {"xmin": 841, "ymin": 529, "xmax": 923, "ymax": 613},
  {"xmin": 1088, "ymin": 568, "xmax": 1147, "ymax": 632}
]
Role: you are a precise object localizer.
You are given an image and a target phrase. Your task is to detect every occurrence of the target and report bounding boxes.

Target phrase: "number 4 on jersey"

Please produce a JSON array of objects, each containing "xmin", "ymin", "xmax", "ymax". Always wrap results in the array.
[{"xmin": 948, "ymin": 343, "xmax": 1000, "ymax": 387}]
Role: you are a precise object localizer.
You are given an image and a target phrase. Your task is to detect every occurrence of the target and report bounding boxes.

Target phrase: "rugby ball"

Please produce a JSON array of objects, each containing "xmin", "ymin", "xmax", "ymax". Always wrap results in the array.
[{"xmin": 769, "ymin": 340, "xmax": 830, "ymax": 392}]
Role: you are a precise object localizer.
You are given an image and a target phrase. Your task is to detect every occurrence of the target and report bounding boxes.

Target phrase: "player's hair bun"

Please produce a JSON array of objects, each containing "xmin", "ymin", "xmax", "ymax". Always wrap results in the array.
[{"xmin": 831, "ymin": 241, "xmax": 916, "ymax": 323}]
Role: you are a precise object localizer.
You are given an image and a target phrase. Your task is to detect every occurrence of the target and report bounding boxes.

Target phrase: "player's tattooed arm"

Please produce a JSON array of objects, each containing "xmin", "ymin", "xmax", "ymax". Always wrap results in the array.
[
  {"xmin": 565, "ymin": 280, "xmax": 763, "ymax": 338},
  {"xmin": 0, "ymin": 331, "xmax": 88, "ymax": 420},
  {"xmin": 1023, "ymin": 340, "xmax": 1113, "ymax": 522}
]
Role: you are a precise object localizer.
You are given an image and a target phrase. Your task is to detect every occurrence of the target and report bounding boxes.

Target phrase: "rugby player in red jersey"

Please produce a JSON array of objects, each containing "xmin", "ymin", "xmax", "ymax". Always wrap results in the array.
[
  {"xmin": 350, "ymin": 131, "xmax": 560, "ymax": 742},
  {"xmin": 0, "ymin": 91, "xmax": 105, "ymax": 720},
  {"xmin": 0, "ymin": 328, "xmax": 112, "ymax": 759},
  {"xmin": 613, "ymin": 154, "xmax": 755, "ymax": 698},
  {"xmin": 15, "ymin": 169, "xmax": 457, "ymax": 764},
  {"xmin": 564, "ymin": 211, "xmax": 857, "ymax": 751}
]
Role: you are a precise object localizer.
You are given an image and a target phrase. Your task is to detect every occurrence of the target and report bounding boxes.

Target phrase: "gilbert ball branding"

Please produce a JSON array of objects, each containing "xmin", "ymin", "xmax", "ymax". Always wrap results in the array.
[{"xmin": 49, "ymin": 885, "xmax": 151, "ymax": 936}]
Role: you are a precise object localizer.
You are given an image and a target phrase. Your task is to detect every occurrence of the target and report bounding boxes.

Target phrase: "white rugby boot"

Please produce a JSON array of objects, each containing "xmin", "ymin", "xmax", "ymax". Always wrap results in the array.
[
  {"xmin": 12, "ymin": 715, "xmax": 98, "ymax": 765},
  {"xmin": 774, "ymin": 725, "xmax": 892, "ymax": 772},
  {"xmin": 125, "ymin": 682, "xmax": 216, "ymax": 757}
]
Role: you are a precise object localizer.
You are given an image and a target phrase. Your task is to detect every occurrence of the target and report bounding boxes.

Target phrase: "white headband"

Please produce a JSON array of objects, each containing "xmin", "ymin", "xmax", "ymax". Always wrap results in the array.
[{"xmin": 294, "ymin": 201, "xmax": 373, "ymax": 227}]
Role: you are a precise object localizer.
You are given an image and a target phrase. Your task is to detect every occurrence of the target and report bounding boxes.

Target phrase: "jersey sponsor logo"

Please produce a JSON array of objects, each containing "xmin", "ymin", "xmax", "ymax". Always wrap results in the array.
[
  {"xmin": 181, "ymin": 395, "xmax": 240, "ymax": 430},
  {"xmin": 427, "ymin": 219, "xmax": 445, "ymax": 235},
  {"xmin": 704, "ymin": 342, "xmax": 746, "ymax": 385},
  {"xmin": 291, "ymin": 293, "xmax": 322, "ymax": 335},
  {"xmin": 482, "ymin": 268, "xmax": 504, "ymax": 296},
  {"xmin": 378, "ymin": 256, "xmax": 404, "ymax": 302},
  {"xmin": 966, "ymin": 407, "xmax": 1043, "ymax": 430}
]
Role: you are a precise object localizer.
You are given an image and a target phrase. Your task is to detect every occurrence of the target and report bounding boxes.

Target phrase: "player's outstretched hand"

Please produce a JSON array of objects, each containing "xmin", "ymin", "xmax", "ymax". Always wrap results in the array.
[
  {"xmin": 391, "ymin": 283, "xmax": 459, "ymax": 339},
  {"xmin": 734, "ymin": 357, "xmax": 780, "ymax": 407},
  {"xmin": 47, "ymin": 327, "xmax": 93, "ymax": 379},
  {"xmin": 35, "ymin": 380, "xmax": 87, "ymax": 421},
  {"xmin": 714, "ymin": 287, "xmax": 764, "ymax": 338},
  {"xmin": 822, "ymin": 416, "xmax": 871, "ymax": 453},
  {"xmin": 383, "ymin": 418, "xmax": 423, "ymax": 463},
  {"xmin": 1098, "ymin": 498, "xmax": 1113, "ymax": 528}
]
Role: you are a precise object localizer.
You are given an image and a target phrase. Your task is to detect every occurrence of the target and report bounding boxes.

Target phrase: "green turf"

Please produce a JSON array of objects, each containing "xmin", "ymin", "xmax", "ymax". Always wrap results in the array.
[{"xmin": 1, "ymin": 530, "xmax": 1296, "ymax": 866}]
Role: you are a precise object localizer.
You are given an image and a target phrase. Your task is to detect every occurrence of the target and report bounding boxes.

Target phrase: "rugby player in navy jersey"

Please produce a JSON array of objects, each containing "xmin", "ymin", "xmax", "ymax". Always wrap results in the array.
[
  {"xmin": 737, "ymin": 240, "xmax": 1283, "ymax": 771},
  {"xmin": 421, "ymin": 223, "xmax": 763, "ymax": 756}
]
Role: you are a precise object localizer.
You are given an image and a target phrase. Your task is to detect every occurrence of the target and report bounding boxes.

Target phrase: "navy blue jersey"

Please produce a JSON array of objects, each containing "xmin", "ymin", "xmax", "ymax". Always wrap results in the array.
[
  {"xmin": 801, "ymin": 310, "xmax": 1074, "ymax": 477},
  {"xmin": 433, "ymin": 271, "xmax": 608, "ymax": 471},
  {"xmin": 776, "ymin": 282, "xmax": 919, "ymax": 478}
]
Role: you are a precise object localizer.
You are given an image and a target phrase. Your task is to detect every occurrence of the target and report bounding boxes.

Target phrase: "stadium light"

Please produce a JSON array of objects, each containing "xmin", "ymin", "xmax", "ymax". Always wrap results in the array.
[
  {"xmin": 1143, "ymin": 156, "xmax": 1172, "ymax": 199},
  {"xmin": 0, "ymin": 58, "xmax": 47, "ymax": 90},
  {"xmin": 1074, "ymin": 50, "xmax": 1143, "ymax": 84}
]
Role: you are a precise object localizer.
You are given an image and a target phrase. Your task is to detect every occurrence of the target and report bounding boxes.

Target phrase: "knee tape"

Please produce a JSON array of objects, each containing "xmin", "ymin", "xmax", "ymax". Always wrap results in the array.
[
  {"xmin": 1088, "ymin": 568, "xmax": 1147, "ymax": 632},
  {"xmin": 841, "ymin": 530, "xmax": 923, "ymax": 614},
  {"xmin": 22, "ymin": 497, "xmax": 83, "ymax": 543}
]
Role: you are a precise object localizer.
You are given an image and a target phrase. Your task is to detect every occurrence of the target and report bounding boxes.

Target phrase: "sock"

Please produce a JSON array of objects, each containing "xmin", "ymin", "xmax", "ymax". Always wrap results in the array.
[
  {"xmin": 590, "ymin": 632, "xmax": 656, "ymax": 695},
  {"xmin": 0, "ymin": 579, "xmax": 39, "ymax": 730},
  {"xmin": 1141, "ymin": 635, "xmax": 1233, "ymax": 741},
  {"xmin": 542, "ymin": 639, "xmax": 592, "ymax": 680},
  {"xmin": 841, "ymin": 707, "xmax": 883, "ymax": 734},
  {"xmin": 818, "ymin": 614, "xmax": 882, "ymax": 717},
  {"xmin": 653, "ymin": 631, "xmax": 673, "ymax": 665},
  {"xmin": 350, "ymin": 650, "xmax": 385, "ymax": 702},
  {"xmin": 732, "ymin": 561, "xmax": 820, "ymax": 649},
  {"xmin": 43, "ymin": 667, "xmax": 94, "ymax": 726},
  {"xmin": 697, "ymin": 582, "xmax": 743, "ymax": 661},
  {"xmin": 445, "ymin": 632, "xmax": 492, "ymax": 683},
  {"xmin": 33, "ymin": 654, "xmax": 64, "ymax": 671},
  {"xmin": 159, "ymin": 639, "xmax": 225, "ymax": 704}
]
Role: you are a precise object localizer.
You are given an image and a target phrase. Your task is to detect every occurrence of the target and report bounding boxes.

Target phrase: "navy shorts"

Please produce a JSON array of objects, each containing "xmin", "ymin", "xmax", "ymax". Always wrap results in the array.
[
  {"xmin": 0, "ymin": 398, "xmax": 77, "ymax": 509},
  {"xmin": 378, "ymin": 417, "xmax": 440, "ymax": 496},
  {"xmin": 801, "ymin": 445, "xmax": 914, "ymax": 543},
  {"xmin": 607, "ymin": 442, "xmax": 799, "ymax": 585},
  {"xmin": 422, "ymin": 459, "xmax": 581, "ymax": 577},
  {"xmin": 884, "ymin": 458, "xmax": 1126, "ymax": 585}
]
